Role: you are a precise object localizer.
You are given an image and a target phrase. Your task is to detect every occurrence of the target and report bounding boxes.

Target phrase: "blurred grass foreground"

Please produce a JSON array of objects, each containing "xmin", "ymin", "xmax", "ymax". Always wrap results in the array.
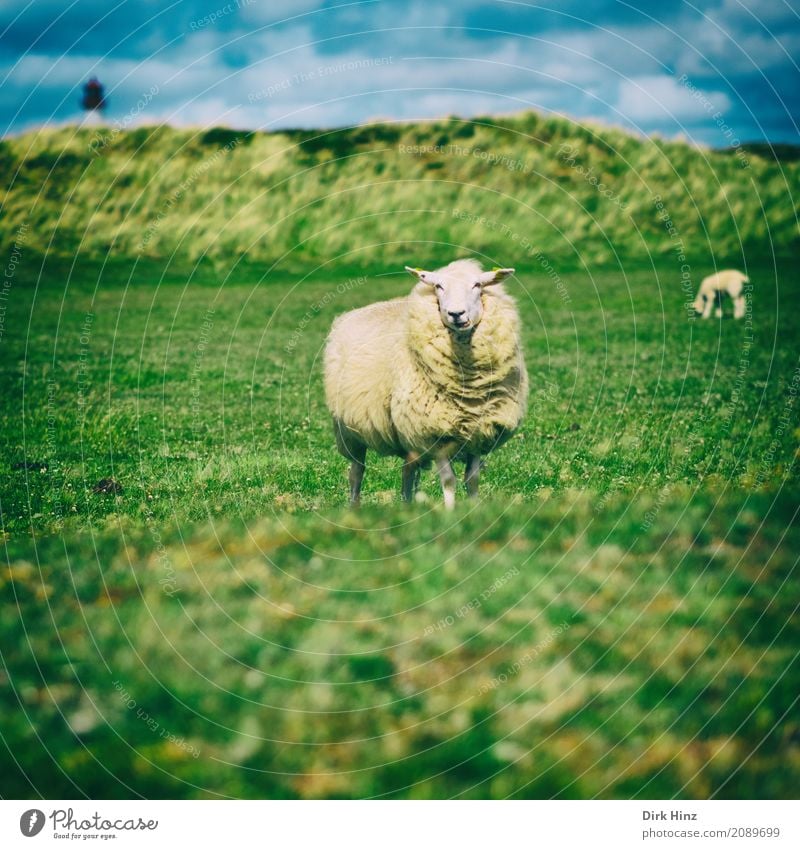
[{"xmin": 1, "ymin": 111, "xmax": 799, "ymax": 798}]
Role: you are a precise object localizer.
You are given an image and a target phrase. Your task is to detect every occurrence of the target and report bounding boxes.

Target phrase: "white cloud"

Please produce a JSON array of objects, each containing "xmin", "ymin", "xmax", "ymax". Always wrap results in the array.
[{"xmin": 616, "ymin": 74, "xmax": 732, "ymax": 124}]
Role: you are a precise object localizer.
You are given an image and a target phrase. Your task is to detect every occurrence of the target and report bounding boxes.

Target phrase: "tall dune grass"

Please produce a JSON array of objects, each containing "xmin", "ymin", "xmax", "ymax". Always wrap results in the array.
[{"xmin": 1, "ymin": 111, "xmax": 797, "ymax": 269}]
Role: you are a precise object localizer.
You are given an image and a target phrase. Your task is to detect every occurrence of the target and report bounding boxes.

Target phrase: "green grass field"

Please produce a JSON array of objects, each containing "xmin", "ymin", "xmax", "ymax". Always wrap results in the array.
[{"xmin": 2, "ymin": 246, "xmax": 798, "ymax": 798}]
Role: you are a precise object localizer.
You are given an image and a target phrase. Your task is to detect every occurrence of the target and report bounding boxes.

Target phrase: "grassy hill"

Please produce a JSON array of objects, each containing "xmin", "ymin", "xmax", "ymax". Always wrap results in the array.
[{"xmin": 1, "ymin": 111, "xmax": 798, "ymax": 268}]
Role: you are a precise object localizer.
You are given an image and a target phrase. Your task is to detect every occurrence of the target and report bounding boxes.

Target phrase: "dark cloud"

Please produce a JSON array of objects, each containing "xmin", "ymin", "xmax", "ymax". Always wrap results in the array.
[
  {"xmin": 0, "ymin": 0, "xmax": 185, "ymax": 60},
  {"xmin": 1, "ymin": 0, "xmax": 797, "ymax": 143}
]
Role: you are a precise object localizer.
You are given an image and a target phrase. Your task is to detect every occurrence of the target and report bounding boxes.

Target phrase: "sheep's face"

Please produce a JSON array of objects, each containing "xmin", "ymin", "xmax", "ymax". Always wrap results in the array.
[
  {"xmin": 693, "ymin": 293, "xmax": 707, "ymax": 313},
  {"xmin": 406, "ymin": 264, "xmax": 515, "ymax": 335}
]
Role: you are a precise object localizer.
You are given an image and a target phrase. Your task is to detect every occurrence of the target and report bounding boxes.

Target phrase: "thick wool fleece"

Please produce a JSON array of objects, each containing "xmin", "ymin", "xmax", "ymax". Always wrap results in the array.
[
  {"xmin": 324, "ymin": 277, "xmax": 528, "ymax": 461},
  {"xmin": 699, "ymin": 269, "xmax": 748, "ymax": 299}
]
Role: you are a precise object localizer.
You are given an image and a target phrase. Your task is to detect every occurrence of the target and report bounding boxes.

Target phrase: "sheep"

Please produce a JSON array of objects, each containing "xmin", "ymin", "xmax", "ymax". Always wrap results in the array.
[
  {"xmin": 323, "ymin": 258, "xmax": 528, "ymax": 509},
  {"xmin": 693, "ymin": 269, "xmax": 749, "ymax": 319}
]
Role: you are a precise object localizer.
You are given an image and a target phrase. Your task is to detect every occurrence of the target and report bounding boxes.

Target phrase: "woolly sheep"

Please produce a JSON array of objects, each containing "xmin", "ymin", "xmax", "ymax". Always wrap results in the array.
[
  {"xmin": 693, "ymin": 269, "xmax": 749, "ymax": 319},
  {"xmin": 324, "ymin": 259, "xmax": 528, "ymax": 508}
]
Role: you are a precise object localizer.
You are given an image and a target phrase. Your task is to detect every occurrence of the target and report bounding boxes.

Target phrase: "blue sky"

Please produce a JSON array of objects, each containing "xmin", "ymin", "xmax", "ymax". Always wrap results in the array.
[{"xmin": 1, "ymin": 0, "xmax": 798, "ymax": 144}]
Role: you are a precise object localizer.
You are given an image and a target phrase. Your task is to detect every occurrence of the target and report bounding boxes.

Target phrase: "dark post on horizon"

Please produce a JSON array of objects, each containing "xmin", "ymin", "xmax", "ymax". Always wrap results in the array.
[{"xmin": 80, "ymin": 76, "xmax": 106, "ymax": 112}]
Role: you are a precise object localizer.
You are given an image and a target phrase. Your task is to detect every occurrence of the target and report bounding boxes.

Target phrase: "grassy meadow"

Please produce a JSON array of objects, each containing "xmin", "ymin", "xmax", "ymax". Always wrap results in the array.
[{"xmin": 1, "ymin": 114, "xmax": 799, "ymax": 798}]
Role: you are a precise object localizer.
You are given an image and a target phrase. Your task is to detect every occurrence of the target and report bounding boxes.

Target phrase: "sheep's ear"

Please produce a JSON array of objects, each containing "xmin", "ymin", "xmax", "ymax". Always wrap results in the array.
[
  {"xmin": 405, "ymin": 266, "xmax": 438, "ymax": 286},
  {"xmin": 479, "ymin": 267, "xmax": 515, "ymax": 286}
]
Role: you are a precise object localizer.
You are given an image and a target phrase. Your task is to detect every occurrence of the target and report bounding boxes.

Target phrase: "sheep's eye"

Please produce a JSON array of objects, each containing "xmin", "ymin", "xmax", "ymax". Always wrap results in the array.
[
  {"xmin": 473, "ymin": 282, "xmax": 482, "ymax": 289},
  {"xmin": 435, "ymin": 283, "xmax": 444, "ymax": 291}
]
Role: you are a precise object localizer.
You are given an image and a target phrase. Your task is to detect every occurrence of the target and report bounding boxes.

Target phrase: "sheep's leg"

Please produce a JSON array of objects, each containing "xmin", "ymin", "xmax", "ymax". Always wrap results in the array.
[
  {"xmin": 348, "ymin": 444, "xmax": 367, "ymax": 505},
  {"xmin": 435, "ymin": 455, "xmax": 457, "ymax": 510},
  {"xmin": 464, "ymin": 454, "xmax": 481, "ymax": 499},
  {"xmin": 733, "ymin": 295, "xmax": 746, "ymax": 319},
  {"xmin": 402, "ymin": 453, "xmax": 421, "ymax": 502},
  {"xmin": 701, "ymin": 297, "xmax": 714, "ymax": 319}
]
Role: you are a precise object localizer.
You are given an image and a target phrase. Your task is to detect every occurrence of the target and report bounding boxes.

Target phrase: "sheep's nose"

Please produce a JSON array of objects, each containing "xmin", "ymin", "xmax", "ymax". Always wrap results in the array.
[{"xmin": 448, "ymin": 310, "xmax": 466, "ymax": 319}]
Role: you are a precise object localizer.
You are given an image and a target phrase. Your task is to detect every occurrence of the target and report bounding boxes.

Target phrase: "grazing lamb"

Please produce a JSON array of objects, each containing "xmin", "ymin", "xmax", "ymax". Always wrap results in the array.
[
  {"xmin": 693, "ymin": 269, "xmax": 749, "ymax": 319},
  {"xmin": 324, "ymin": 259, "xmax": 528, "ymax": 508}
]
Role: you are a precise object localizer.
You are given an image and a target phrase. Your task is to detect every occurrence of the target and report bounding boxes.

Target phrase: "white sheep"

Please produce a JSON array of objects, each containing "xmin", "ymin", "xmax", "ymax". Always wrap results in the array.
[
  {"xmin": 693, "ymin": 269, "xmax": 749, "ymax": 319},
  {"xmin": 324, "ymin": 259, "xmax": 528, "ymax": 508}
]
